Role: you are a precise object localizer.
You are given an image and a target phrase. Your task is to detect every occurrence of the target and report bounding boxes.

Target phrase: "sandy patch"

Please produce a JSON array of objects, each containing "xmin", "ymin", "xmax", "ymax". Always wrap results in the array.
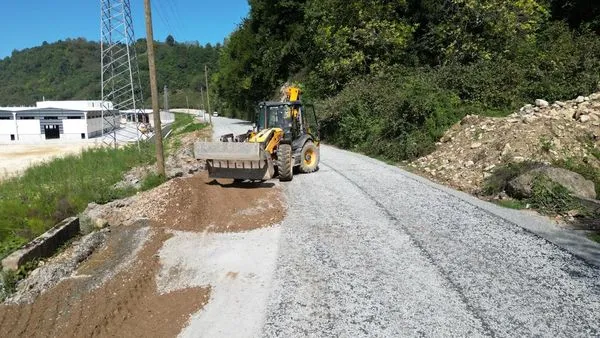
[{"xmin": 0, "ymin": 143, "xmax": 97, "ymax": 180}]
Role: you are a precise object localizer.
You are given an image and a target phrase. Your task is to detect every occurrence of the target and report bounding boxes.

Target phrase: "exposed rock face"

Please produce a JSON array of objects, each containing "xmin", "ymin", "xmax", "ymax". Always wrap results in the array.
[{"xmin": 507, "ymin": 166, "xmax": 597, "ymax": 199}]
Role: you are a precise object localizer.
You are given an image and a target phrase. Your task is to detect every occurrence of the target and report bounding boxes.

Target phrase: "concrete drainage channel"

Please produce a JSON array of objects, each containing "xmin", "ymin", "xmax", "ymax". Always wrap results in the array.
[{"xmin": 1, "ymin": 217, "xmax": 81, "ymax": 271}]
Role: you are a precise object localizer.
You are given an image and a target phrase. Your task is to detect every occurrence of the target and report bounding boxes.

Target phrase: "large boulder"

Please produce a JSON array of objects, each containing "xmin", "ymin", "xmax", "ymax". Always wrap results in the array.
[
  {"xmin": 507, "ymin": 166, "xmax": 596, "ymax": 199},
  {"xmin": 535, "ymin": 99, "xmax": 549, "ymax": 108}
]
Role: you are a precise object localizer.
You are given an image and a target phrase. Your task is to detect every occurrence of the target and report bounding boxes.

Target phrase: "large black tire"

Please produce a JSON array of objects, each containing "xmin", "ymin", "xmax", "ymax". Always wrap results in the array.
[
  {"xmin": 299, "ymin": 141, "xmax": 319, "ymax": 173},
  {"xmin": 278, "ymin": 144, "xmax": 294, "ymax": 182}
]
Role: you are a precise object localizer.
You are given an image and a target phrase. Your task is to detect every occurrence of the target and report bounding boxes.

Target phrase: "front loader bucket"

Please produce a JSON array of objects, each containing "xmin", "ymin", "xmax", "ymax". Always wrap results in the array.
[{"xmin": 194, "ymin": 142, "xmax": 274, "ymax": 180}]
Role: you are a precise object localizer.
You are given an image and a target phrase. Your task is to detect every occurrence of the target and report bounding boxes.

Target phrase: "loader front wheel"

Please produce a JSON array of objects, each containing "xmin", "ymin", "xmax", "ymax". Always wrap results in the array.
[
  {"xmin": 278, "ymin": 144, "xmax": 293, "ymax": 182},
  {"xmin": 299, "ymin": 141, "xmax": 319, "ymax": 173}
]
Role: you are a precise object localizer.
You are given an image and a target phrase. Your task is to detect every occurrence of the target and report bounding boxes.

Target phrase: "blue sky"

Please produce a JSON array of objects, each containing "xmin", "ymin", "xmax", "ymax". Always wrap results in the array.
[{"xmin": 0, "ymin": 0, "xmax": 249, "ymax": 58}]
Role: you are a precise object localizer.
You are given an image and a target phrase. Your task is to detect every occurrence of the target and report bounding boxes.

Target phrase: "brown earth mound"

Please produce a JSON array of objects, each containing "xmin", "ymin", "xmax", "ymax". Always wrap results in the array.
[
  {"xmin": 86, "ymin": 171, "xmax": 286, "ymax": 233},
  {"xmin": 410, "ymin": 93, "xmax": 600, "ymax": 195},
  {"xmin": 154, "ymin": 172, "xmax": 287, "ymax": 232},
  {"xmin": 0, "ymin": 223, "xmax": 209, "ymax": 337}
]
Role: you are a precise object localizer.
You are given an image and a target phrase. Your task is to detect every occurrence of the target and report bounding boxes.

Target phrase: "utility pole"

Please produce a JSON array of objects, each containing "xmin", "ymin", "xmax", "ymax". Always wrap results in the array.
[
  {"xmin": 200, "ymin": 86, "xmax": 204, "ymax": 109},
  {"xmin": 186, "ymin": 95, "xmax": 190, "ymax": 111},
  {"xmin": 163, "ymin": 85, "xmax": 169, "ymax": 112},
  {"xmin": 205, "ymin": 64, "xmax": 212, "ymax": 124},
  {"xmin": 144, "ymin": 0, "xmax": 165, "ymax": 177},
  {"xmin": 199, "ymin": 86, "xmax": 206, "ymax": 123}
]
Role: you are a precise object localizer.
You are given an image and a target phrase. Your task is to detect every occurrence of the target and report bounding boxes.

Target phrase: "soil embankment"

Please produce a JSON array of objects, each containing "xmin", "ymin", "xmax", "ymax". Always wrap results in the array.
[{"xmin": 0, "ymin": 171, "xmax": 286, "ymax": 337}]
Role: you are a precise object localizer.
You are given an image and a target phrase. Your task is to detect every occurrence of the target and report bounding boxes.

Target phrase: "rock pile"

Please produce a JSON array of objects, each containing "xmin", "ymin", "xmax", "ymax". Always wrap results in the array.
[{"xmin": 410, "ymin": 93, "xmax": 600, "ymax": 195}]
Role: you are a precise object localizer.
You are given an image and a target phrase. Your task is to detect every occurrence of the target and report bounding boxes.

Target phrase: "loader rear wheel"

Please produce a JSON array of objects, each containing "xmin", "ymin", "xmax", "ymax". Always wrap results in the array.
[
  {"xmin": 278, "ymin": 144, "xmax": 293, "ymax": 182},
  {"xmin": 299, "ymin": 141, "xmax": 319, "ymax": 173}
]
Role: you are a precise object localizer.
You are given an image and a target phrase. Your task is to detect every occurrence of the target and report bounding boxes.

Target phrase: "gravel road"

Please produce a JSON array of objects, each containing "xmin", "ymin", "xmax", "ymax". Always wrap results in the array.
[{"xmin": 207, "ymin": 117, "xmax": 600, "ymax": 337}]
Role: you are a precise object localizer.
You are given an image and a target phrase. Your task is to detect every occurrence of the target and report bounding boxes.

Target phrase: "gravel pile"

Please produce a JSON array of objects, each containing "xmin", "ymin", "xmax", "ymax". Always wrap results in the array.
[{"xmin": 410, "ymin": 93, "xmax": 600, "ymax": 194}]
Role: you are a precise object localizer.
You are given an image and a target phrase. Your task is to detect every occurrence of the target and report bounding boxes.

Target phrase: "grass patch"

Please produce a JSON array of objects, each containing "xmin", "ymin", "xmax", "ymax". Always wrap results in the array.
[
  {"xmin": 0, "ymin": 260, "xmax": 38, "ymax": 301},
  {"xmin": 540, "ymin": 137, "xmax": 554, "ymax": 153},
  {"xmin": 141, "ymin": 173, "xmax": 166, "ymax": 191},
  {"xmin": 0, "ymin": 142, "xmax": 157, "ymax": 261},
  {"xmin": 588, "ymin": 232, "xmax": 600, "ymax": 243},
  {"xmin": 171, "ymin": 112, "xmax": 208, "ymax": 137},
  {"xmin": 591, "ymin": 147, "xmax": 600, "ymax": 161},
  {"xmin": 527, "ymin": 175, "xmax": 577, "ymax": 215},
  {"xmin": 493, "ymin": 199, "xmax": 526, "ymax": 210},
  {"xmin": 484, "ymin": 161, "xmax": 585, "ymax": 216}
]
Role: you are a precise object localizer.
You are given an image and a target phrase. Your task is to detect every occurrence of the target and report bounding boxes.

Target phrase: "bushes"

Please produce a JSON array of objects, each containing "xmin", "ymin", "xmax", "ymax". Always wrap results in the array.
[
  {"xmin": 315, "ymin": 21, "xmax": 600, "ymax": 164},
  {"xmin": 318, "ymin": 70, "xmax": 475, "ymax": 161},
  {"xmin": 434, "ymin": 22, "xmax": 600, "ymax": 112}
]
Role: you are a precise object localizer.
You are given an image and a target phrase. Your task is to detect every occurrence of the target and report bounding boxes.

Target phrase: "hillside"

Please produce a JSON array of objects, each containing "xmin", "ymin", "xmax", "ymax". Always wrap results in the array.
[
  {"xmin": 216, "ymin": 0, "xmax": 600, "ymax": 163},
  {"xmin": 0, "ymin": 37, "xmax": 220, "ymax": 108}
]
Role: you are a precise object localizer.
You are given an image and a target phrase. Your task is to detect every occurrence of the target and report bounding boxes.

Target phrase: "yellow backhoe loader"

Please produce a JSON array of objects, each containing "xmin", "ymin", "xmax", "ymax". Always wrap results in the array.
[{"xmin": 194, "ymin": 86, "xmax": 320, "ymax": 182}]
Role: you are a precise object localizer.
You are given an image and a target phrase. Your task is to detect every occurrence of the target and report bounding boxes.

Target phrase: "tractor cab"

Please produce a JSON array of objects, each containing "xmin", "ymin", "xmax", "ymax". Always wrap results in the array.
[{"xmin": 256, "ymin": 101, "xmax": 319, "ymax": 144}]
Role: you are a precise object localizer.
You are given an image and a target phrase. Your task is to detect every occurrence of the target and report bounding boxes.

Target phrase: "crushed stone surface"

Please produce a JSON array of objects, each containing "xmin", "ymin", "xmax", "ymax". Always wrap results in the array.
[
  {"xmin": 263, "ymin": 145, "xmax": 600, "ymax": 337},
  {"xmin": 159, "ymin": 227, "xmax": 281, "ymax": 338}
]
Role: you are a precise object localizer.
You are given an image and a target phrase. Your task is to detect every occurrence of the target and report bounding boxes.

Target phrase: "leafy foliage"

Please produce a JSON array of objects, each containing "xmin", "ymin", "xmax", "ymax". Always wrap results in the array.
[
  {"xmin": 318, "ymin": 70, "xmax": 470, "ymax": 161},
  {"xmin": 216, "ymin": 0, "xmax": 600, "ymax": 165}
]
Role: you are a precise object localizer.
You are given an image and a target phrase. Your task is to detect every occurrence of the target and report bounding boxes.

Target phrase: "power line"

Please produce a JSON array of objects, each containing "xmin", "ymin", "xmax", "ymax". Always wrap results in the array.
[
  {"xmin": 155, "ymin": 0, "xmax": 179, "ymax": 37},
  {"xmin": 165, "ymin": 0, "xmax": 186, "ymax": 36}
]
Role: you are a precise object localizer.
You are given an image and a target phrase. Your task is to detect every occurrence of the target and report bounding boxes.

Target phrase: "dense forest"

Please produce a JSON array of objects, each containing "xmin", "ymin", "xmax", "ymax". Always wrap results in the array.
[
  {"xmin": 0, "ymin": 36, "xmax": 220, "ymax": 109},
  {"xmin": 216, "ymin": 0, "xmax": 600, "ymax": 161}
]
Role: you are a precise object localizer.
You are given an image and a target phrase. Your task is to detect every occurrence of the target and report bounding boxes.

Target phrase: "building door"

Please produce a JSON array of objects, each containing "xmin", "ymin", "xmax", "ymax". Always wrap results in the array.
[{"xmin": 44, "ymin": 125, "xmax": 60, "ymax": 139}]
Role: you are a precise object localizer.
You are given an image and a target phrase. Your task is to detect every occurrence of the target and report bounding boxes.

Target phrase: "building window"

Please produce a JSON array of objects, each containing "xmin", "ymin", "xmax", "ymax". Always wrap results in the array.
[
  {"xmin": 0, "ymin": 116, "xmax": 11, "ymax": 120},
  {"xmin": 67, "ymin": 116, "xmax": 82, "ymax": 119},
  {"xmin": 19, "ymin": 116, "xmax": 35, "ymax": 120},
  {"xmin": 81, "ymin": 133, "xmax": 86, "ymax": 139},
  {"xmin": 10, "ymin": 134, "xmax": 15, "ymax": 141},
  {"xmin": 43, "ymin": 116, "xmax": 58, "ymax": 120}
]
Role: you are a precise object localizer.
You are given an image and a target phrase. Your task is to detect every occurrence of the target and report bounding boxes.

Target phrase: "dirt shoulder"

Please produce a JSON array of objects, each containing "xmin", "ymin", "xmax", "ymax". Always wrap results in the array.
[
  {"xmin": 0, "ymin": 124, "xmax": 287, "ymax": 336},
  {"xmin": 0, "ymin": 224, "xmax": 210, "ymax": 338}
]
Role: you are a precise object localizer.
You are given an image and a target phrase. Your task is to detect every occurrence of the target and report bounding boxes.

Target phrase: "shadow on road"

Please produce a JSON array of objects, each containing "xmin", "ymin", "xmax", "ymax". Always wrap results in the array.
[
  {"xmin": 225, "ymin": 121, "xmax": 252, "ymax": 126},
  {"xmin": 207, "ymin": 179, "xmax": 275, "ymax": 189}
]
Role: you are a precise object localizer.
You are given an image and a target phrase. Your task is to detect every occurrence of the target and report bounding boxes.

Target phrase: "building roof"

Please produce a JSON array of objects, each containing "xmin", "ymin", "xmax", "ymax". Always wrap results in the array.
[
  {"xmin": 36, "ymin": 100, "xmax": 113, "ymax": 111},
  {"xmin": 0, "ymin": 107, "xmax": 36, "ymax": 112},
  {"xmin": 0, "ymin": 100, "xmax": 117, "ymax": 113}
]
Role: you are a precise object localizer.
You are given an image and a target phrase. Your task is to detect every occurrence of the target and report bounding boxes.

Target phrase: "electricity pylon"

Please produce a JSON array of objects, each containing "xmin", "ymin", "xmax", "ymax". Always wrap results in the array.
[{"xmin": 100, "ymin": 0, "xmax": 146, "ymax": 146}]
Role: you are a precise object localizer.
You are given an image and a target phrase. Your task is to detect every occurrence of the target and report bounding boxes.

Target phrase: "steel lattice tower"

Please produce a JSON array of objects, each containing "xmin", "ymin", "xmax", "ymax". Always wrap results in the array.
[{"xmin": 100, "ymin": 0, "xmax": 146, "ymax": 146}]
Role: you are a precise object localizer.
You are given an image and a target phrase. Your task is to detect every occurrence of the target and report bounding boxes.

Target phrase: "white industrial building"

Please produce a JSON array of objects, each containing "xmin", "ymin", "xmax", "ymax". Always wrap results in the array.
[{"xmin": 0, "ymin": 101, "xmax": 119, "ymax": 143}]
